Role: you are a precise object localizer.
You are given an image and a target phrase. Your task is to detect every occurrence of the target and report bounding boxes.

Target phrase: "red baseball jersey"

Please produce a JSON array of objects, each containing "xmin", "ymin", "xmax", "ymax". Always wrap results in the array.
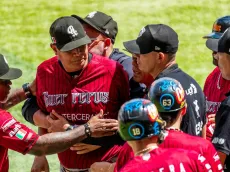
[
  {"xmin": 204, "ymin": 67, "xmax": 230, "ymax": 140},
  {"xmin": 36, "ymin": 54, "xmax": 129, "ymax": 169},
  {"xmin": 114, "ymin": 130, "xmax": 223, "ymax": 172},
  {"xmin": 114, "ymin": 142, "xmax": 133, "ymax": 172},
  {"xmin": 119, "ymin": 147, "xmax": 212, "ymax": 172},
  {"xmin": 0, "ymin": 109, "xmax": 39, "ymax": 172}
]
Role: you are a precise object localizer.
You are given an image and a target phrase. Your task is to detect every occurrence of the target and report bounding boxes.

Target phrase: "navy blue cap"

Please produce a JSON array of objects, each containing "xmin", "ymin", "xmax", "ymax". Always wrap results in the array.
[{"xmin": 203, "ymin": 16, "xmax": 230, "ymax": 39}]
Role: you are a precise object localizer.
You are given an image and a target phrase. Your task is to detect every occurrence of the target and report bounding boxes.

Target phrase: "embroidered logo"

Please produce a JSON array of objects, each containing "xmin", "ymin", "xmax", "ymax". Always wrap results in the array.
[
  {"xmin": 87, "ymin": 11, "xmax": 97, "ymax": 18},
  {"xmin": 67, "ymin": 25, "xmax": 78, "ymax": 37}
]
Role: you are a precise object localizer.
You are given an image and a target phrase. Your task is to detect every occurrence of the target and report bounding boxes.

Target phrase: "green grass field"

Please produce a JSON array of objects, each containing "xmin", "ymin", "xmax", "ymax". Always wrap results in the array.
[{"xmin": 0, "ymin": 0, "xmax": 229, "ymax": 171}]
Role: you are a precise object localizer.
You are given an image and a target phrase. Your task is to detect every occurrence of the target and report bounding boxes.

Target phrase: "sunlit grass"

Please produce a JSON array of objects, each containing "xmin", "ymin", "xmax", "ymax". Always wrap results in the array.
[{"xmin": 0, "ymin": 0, "xmax": 228, "ymax": 171}]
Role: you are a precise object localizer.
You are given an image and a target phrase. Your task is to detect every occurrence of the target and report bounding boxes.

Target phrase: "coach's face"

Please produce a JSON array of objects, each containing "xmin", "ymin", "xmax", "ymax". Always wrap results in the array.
[
  {"xmin": 0, "ymin": 80, "xmax": 11, "ymax": 102},
  {"xmin": 217, "ymin": 52, "xmax": 230, "ymax": 80},
  {"xmin": 57, "ymin": 45, "xmax": 88, "ymax": 72},
  {"xmin": 132, "ymin": 54, "xmax": 153, "ymax": 85},
  {"xmin": 138, "ymin": 51, "xmax": 164, "ymax": 78}
]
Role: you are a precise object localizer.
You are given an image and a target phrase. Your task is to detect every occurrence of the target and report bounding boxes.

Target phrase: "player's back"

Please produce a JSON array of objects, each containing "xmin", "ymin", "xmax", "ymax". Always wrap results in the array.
[
  {"xmin": 119, "ymin": 147, "xmax": 211, "ymax": 172},
  {"xmin": 156, "ymin": 64, "xmax": 206, "ymax": 136},
  {"xmin": 160, "ymin": 130, "xmax": 222, "ymax": 171}
]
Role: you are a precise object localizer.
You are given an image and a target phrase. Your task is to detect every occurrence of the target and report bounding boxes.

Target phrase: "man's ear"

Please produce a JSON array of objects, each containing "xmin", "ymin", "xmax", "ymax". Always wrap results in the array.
[
  {"xmin": 50, "ymin": 43, "xmax": 58, "ymax": 55},
  {"xmin": 103, "ymin": 38, "xmax": 112, "ymax": 50},
  {"xmin": 158, "ymin": 52, "xmax": 166, "ymax": 63}
]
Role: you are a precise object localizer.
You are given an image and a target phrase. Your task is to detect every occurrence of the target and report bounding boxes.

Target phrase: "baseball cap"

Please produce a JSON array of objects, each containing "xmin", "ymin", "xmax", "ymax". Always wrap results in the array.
[
  {"xmin": 203, "ymin": 16, "xmax": 230, "ymax": 39},
  {"xmin": 206, "ymin": 28, "xmax": 230, "ymax": 55},
  {"xmin": 71, "ymin": 11, "xmax": 118, "ymax": 43},
  {"xmin": 49, "ymin": 16, "xmax": 91, "ymax": 52},
  {"xmin": 123, "ymin": 24, "xmax": 179, "ymax": 54},
  {"xmin": 0, "ymin": 54, "xmax": 22, "ymax": 80}
]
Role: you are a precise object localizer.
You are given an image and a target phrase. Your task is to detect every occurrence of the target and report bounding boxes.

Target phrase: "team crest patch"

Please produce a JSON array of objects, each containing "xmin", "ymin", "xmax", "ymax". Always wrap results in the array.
[
  {"xmin": 67, "ymin": 25, "xmax": 78, "ymax": 37},
  {"xmin": 16, "ymin": 129, "xmax": 27, "ymax": 140}
]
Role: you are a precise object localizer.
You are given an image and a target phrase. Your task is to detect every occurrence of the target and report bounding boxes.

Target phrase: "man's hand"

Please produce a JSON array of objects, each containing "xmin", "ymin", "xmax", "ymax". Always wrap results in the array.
[
  {"xmin": 31, "ymin": 156, "xmax": 49, "ymax": 172},
  {"xmin": 90, "ymin": 162, "xmax": 115, "ymax": 172},
  {"xmin": 46, "ymin": 110, "xmax": 70, "ymax": 133},
  {"xmin": 88, "ymin": 109, "xmax": 118, "ymax": 138},
  {"xmin": 70, "ymin": 143, "xmax": 101, "ymax": 154}
]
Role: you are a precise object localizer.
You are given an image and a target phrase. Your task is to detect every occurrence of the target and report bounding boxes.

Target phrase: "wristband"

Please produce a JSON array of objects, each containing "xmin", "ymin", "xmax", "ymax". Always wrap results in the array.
[
  {"xmin": 84, "ymin": 123, "xmax": 91, "ymax": 137},
  {"xmin": 22, "ymin": 83, "xmax": 32, "ymax": 98}
]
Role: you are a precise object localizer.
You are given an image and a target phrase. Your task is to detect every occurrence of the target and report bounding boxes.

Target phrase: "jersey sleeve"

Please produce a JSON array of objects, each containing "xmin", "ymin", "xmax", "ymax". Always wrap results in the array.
[
  {"xmin": 195, "ymin": 153, "xmax": 214, "ymax": 172},
  {"xmin": 212, "ymin": 104, "xmax": 230, "ymax": 156},
  {"xmin": 36, "ymin": 66, "xmax": 48, "ymax": 113},
  {"xmin": 21, "ymin": 96, "xmax": 39, "ymax": 125},
  {"xmin": 114, "ymin": 143, "xmax": 134, "ymax": 172},
  {"xmin": 205, "ymin": 143, "xmax": 223, "ymax": 172},
  {"xmin": 0, "ymin": 110, "xmax": 39, "ymax": 154}
]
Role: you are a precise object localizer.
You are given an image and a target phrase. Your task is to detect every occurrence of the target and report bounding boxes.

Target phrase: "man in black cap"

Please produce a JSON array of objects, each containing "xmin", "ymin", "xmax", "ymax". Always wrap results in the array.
[
  {"xmin": 22, "ymin": 11, "xmax": 144, "ymax": 135},
  {"xmin": 29, "ymin": 16, "xmax": 129, "ymax": 172},
  {"xmin": 72, "ymin": 11, "xmax": 145, "ymax": 98},
  {"xmin": 123, "ymin": 24, "xmax": 207, "ymax": 138},
  {"xmin": 206, "ymin": 28, "xmax": 230, "ymax": 171},
  {"xmin": 0, "ymin": 53, "xmax": 118, "ymax": 172},
  {"xmin": 203, "ymin": 16, "xmax": 230, "ymax": 141}
]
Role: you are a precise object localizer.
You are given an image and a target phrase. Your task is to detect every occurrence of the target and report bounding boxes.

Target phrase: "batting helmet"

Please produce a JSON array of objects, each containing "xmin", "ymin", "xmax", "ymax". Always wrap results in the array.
[
  {"xmin": 118, "ymin": 98, "xmax": 165, "ymax": 141},
  {"xmin": 148, "ymin": 77, "xmax": 186, "ymax": 113}
]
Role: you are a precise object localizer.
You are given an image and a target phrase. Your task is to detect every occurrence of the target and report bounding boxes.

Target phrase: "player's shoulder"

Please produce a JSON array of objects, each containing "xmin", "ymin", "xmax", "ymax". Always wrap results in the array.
[
  {"xmin": 37, "ymin": 56, "xmax": 58, "ymax": 70},
  {"xmin": 165, "ymin": 131, "xmax": 209, "ymax": 150},
  {"xmin": 92, "ymin": 53, "xmax": 119, "ymax": 66},
  {"xmin": 169, "ymin": 66, "xmax": 203, "ymax": 93},
  {"xmin": 91, "ymin": 53, "xmax": 124, "ymax": 73},
  {"xmin": 181, "ymin": 132, "xmax": 212, "ymax": 149},
  {"xmin": 211, "ymin": 67, "xmax": 221, "ymax": 75},
  {"xmin": 0, "ymin": 109, "xmax": 16, "ymax": 128},
  {"xmin": 205, "ymin": 67, "xmax": 220, "ymax": 83},
  {"xmin": 0, "ymin": 109, "xmax": 13, "ymax": 118},
  {"xmin": 166, "ymin": 147, "xmax": 201, "ymax": 159},
  {"xmin": 167, "ymin": 130, "xmax": 199, "ymax": 142}
]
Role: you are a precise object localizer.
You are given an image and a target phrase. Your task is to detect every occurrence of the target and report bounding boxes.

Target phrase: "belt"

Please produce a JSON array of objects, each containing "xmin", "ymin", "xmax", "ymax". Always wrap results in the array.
[{"xmin": 60, "ymin": 165, "xmax": 90, "ymax": 172}]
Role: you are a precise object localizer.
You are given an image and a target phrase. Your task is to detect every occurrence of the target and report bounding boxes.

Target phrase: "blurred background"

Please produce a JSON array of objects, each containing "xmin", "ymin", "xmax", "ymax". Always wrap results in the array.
[{"xmin": 0, "ymin": 0, "xmax": 228, "ymax": 171}]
